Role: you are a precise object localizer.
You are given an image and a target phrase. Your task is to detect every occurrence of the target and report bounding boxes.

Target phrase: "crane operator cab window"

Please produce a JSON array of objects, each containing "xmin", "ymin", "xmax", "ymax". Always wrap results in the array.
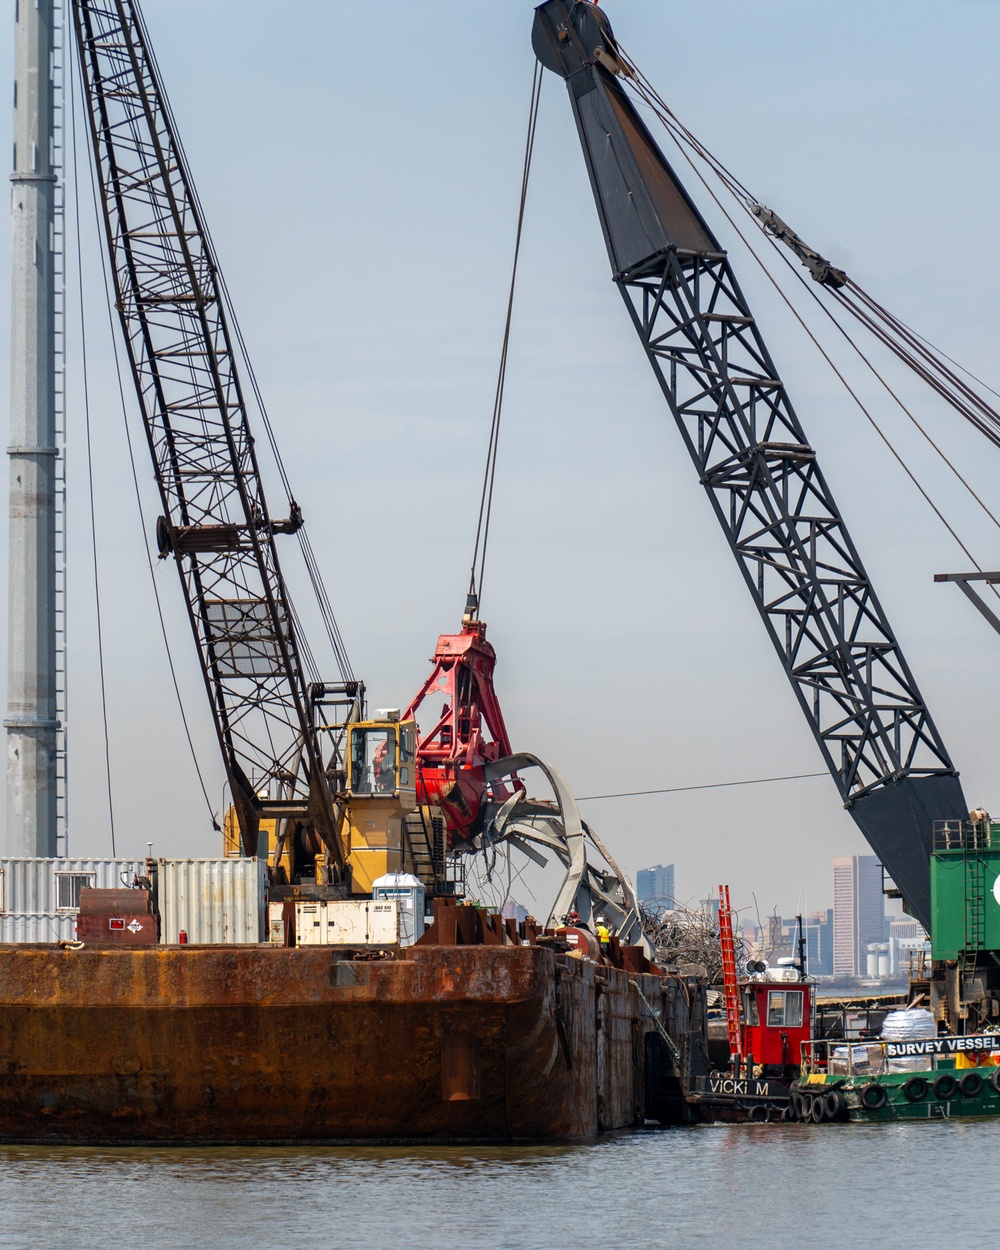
[{"xmin": 350, "ymin": 727, "xmax": 397, "ymax": 795}]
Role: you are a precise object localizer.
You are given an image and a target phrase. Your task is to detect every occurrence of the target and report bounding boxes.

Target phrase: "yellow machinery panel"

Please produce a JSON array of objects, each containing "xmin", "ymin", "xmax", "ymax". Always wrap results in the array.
[{"xmin": 223, "ymin": 807, "xmax": 290, "ymax": 880}]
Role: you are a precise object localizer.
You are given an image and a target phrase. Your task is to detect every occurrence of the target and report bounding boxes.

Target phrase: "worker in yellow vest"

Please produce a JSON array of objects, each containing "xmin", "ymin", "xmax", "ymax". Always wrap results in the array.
[{"xmin": 596, "ymin": 915, "xmax": 610, "ymax": 949}]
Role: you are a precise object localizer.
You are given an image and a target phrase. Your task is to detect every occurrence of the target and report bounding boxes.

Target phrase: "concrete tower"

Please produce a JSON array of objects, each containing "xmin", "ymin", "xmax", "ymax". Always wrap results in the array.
[{"xmin": 5, "ymin": 0, "xmax": 58, "ymax": 855}]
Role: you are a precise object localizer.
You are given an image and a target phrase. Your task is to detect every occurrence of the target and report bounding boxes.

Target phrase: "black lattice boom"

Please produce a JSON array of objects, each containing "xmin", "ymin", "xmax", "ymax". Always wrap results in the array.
[{"xmin": 72, "ymin": 0, "xmax": 345, "ymax": 863}]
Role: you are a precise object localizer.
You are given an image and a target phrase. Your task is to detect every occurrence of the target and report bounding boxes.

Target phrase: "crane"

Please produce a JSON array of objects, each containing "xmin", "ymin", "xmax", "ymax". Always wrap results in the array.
[
  {"xmin": 532, "ymin": 0, "xmax": 967, "ymax": 932},
  {"xmin": 71, "ymin": 0, "xmax": 358, "ymax": 875},
  {"xmin": 70, "ymin": 0, "xmax": 649, "ymax": 944}
]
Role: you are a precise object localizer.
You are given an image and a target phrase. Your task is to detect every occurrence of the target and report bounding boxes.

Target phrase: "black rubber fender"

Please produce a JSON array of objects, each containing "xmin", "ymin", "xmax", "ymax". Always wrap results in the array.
[
  {"xmin": 824, "ymin": 1089, "xmax": 848, "ymax": 1121},
  {"xmin": 810, "ymin": 1096, "xmax": 825, "ymax": 1123},
  {"xmin": 933, "ymin": 1073, "xmax": 958, "ymax": 1101},
  {"xmin": 747, "ymin": 1103, "xmax": 768, "ymax": 1123},
  {"xmin": 860, "ymin": 1082, "xmax": 888, "ymax": 1110},
  {"xmin": 990, "ymin": 1066, "xmax": 1000, "ymax": 1094},
  {"xmin": 958, "ymin": 1070, "xmax": 984, "ymax": 1098},
  {"xmin": 901, "ymin": 1075, "xmax": 929, "ymax": 1103}
]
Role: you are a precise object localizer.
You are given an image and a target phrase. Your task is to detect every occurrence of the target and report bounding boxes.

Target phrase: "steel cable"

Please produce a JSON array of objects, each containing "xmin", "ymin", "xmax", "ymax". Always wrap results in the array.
[
  {"xmin": 136, "ymin": 3, "xmax": 354, "ymax": 684},
  {"xmin": 618, "ymin": 42, "xmax": 1000, "ymax": 524},
  {"xmin": 614, "ymin": 42, "xmax": 1000, "ymax": 582},
  {"xmin": 468, "ymin": 61, "xmax": 543, "ymax": 611},
  {"xmin": 71, "ymin": 42, "xmax": 219, "ymax": 831},
  {"xmin": 67, "ymin": 49, "xmax": 117, "ymax": 856}
]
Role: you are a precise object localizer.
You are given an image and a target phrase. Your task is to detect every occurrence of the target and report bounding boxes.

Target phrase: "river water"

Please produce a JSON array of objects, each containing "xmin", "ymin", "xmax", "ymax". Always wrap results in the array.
[{"xmin": 0, "ymin": 1120, "xmax": 995, "ymax": 1250}]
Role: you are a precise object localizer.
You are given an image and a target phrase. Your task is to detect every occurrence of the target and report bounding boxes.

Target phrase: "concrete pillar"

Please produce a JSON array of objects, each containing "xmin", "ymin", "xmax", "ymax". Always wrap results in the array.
[{"xmin": 5, "ymin": 0, "xmax": 58, "ymax": 855}]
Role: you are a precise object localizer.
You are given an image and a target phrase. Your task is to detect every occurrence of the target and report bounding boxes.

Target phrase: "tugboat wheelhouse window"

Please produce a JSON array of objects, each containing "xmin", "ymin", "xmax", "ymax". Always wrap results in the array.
[
  {"xmin": 743, "ymin": 989, "xmax": 759, "ymax": 1026},
  {"xmin": 767, "ymin": 989, "xmax": 803, "ymax": 1028}
]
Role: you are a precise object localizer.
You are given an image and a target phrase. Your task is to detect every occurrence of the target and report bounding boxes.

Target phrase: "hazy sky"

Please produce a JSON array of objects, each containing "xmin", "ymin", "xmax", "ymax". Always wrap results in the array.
[{"xmin": 3, "ymin": 0, "xmax": 1000, "ymax": 922}]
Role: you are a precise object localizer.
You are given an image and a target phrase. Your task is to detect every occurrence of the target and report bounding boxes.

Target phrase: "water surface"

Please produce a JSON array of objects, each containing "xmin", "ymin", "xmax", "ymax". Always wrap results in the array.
[{"xmin": 1, "ymin": 1121, "xmax": 994, "ymax": 1248}]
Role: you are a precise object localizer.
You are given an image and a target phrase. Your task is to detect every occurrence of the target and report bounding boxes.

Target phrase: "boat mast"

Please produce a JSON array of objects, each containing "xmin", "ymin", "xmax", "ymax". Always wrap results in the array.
[{"xmin": 5, "ymin": 0, "xmax": 63, "ymax": 856}]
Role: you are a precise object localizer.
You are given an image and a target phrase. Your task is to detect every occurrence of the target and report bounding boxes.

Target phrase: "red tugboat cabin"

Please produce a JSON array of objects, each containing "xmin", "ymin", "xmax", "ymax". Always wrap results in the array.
[{"xmin": 741, "ymin": 977, "xmax": 813, "ymax": 1079}]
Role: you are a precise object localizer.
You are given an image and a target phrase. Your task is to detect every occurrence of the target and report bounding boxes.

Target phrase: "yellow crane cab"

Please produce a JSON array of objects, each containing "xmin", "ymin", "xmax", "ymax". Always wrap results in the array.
[{"xmin": 345, "ymin": 712, "xmax": 418, "ymax": 894}]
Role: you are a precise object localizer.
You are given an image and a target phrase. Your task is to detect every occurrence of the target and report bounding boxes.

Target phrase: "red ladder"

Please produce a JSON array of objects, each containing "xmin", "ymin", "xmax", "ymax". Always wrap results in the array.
[{"xmin": 718, "ymin": 884, "xmax": 743, "ymax": 1060}]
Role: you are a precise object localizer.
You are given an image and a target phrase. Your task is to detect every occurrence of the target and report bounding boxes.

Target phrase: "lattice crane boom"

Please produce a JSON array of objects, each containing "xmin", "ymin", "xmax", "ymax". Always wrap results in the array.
[
  {"xmin": 72, "ymin": 0, "xmax": 347, "ymax": 867},
  {"xmin": 533, "ymin": 0, "xmax": 966, "ymax": 929}
]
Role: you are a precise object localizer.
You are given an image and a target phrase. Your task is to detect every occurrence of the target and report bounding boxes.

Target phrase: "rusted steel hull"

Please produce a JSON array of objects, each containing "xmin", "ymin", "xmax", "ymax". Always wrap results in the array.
[{"xmin": 0, "ymin": 944, "xmax": 705, "ymax": 1143}]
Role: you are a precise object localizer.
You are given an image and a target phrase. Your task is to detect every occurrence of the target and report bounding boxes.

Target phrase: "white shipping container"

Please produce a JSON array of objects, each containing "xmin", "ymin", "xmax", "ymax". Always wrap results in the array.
[
  {"xmin": 0, "ymin": 858, "xmax": 145, "ymax": 915},
  {"xmin": 268, "ymin": 900, "xmax": 285, "ymax": 944},
  {"xmin": 0, "ymin": 912, "xmax": 77, "ymax": 944},
  {"xmin": 159, "ymin": 858, "xmax": 267, "ymax": 944},
  {"xmin": 293, "ymin": 899, "xmax": 399, "ymax": 946}
]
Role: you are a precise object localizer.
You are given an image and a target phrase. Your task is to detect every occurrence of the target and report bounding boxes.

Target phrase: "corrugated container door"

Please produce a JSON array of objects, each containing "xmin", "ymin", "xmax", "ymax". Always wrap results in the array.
[{"xmin": 158, "ymin": 858, "xmax": 266, "ymax": 944}]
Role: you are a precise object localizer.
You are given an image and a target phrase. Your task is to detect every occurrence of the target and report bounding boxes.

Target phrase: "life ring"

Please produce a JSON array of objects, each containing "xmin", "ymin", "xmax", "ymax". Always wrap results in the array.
[
  {"xmin": 747, "ymin": 1103, "xmax": 768, "ymax": 1123},
  {"xmin": 860, "ymin": 1082, "xmax": 888, "ymax": 1110},
  {"xmin": 958, "ymin": 1070, "xmax": 984, "ymax": 1098},
  {"xmin": 824, "ymin": 1089, "xmax": 848, "ymax": 1121},
  {"xmin": 933, "ymin": 1073, "xmax": 958, "ymax": 1101},
  {"xmin": 901, "ymin": 1076, "xmax": 929, "ymax": 1103}
]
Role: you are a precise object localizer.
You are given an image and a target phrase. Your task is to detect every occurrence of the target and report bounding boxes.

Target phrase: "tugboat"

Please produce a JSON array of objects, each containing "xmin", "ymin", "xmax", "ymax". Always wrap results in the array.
[
  {"xmin": 792, "ymin": 1017, "xmax": 1000, "ymax": 1122},
  {"xmin": 687, "ymin": 889, "xmax": 813, "ymax": 1122}
]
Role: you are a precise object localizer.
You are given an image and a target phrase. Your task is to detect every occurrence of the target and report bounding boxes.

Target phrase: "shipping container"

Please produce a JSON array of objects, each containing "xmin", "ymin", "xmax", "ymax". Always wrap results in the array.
[
  {"xmin": 0, "ymin": 858, "xmax": 145, "ymax": 915},
  {"xmin": 158, "ymin": 858, "xmax": 267, "ymax": 944},
  {"xmin": 0, "ymin": 912, "xmax": 77, "ymax": 943}
]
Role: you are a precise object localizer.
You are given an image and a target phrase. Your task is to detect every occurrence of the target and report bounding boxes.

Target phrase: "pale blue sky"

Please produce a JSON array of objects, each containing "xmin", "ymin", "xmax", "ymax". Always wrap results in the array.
[{"xmin": 3, "ymin": 1, "xmax": 1000, "ymax": 919}]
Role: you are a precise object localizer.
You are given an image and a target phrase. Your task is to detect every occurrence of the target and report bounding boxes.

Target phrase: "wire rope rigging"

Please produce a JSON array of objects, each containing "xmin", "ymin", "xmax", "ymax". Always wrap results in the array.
[
  {"xmin": 613, "ymin": 39, "xmax": 1000, "ymax": 577},
  {"xmin": 467, "ymin": 61, "xmax": 542, "ymax": 618},
  {"xmin": 70, "ymin": 0, "xmax": 359, "ymax": 869}
]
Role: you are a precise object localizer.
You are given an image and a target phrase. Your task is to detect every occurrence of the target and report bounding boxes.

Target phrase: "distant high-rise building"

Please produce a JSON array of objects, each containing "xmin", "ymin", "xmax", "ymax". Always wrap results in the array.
[
  {"xmin": 888, "ymin": 917, "xmax": 929, "ymax": 977},
  {"xmin": 806, "ymin": 909, "xmax": 834, "ymax": 976},
  {"xmin": 764, "ymin": 915, "xmax": 795, "ymax": 964},
  {"xmin": 636, "ymin": 863, "xmax": 674, "ymax": 911},
  {"xmin": 833, "ymin": 855, "xmax": 885, "ymax": 977}
]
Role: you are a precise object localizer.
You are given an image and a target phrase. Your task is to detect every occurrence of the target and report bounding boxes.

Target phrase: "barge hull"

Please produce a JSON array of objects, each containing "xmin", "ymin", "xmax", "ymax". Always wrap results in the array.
[{"xmin": 0, "ymin": 944, "xmax": 701, "ymax": 1143}]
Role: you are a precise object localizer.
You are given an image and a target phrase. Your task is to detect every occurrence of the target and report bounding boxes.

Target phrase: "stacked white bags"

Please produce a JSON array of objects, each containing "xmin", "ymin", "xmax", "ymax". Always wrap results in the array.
[{"xmin": 882, "ymin": 1007, "xmax": 936, "ymax": 1071}]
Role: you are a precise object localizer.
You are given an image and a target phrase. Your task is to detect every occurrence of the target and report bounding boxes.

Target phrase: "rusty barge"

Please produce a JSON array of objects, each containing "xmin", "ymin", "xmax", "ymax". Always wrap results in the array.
[
  {"xmin": 0, "ymin": 901, "xmax": 707, "ymax": 1143},
  {"xmin": 0, "ymin": 0, "xmax": 723, "ymax": 1146}
]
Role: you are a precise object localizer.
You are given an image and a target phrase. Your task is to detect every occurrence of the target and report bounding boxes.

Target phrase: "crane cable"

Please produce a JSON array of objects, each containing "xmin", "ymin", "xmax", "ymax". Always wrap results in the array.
[
  {"xmin": 615, "ymin": 44, "xmax": 1000, "ymax": 582},
  {"xmin": 467, "ymin": 61, "xmax": 543, "ymax": 615},
  {"xmin": 137, "ymin": 6, "xmax": 355, "ymax": 685},
  {"xmin": 67, "ymin": 56, "xmax": 117, "ymax": 856},
  {"xmin": 641, "ymin": 111, "xmax": 988, "ymax": 578},
  {"xmin": 70, "ymin": 47, "xmax": 219, "ymax": 832}
]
